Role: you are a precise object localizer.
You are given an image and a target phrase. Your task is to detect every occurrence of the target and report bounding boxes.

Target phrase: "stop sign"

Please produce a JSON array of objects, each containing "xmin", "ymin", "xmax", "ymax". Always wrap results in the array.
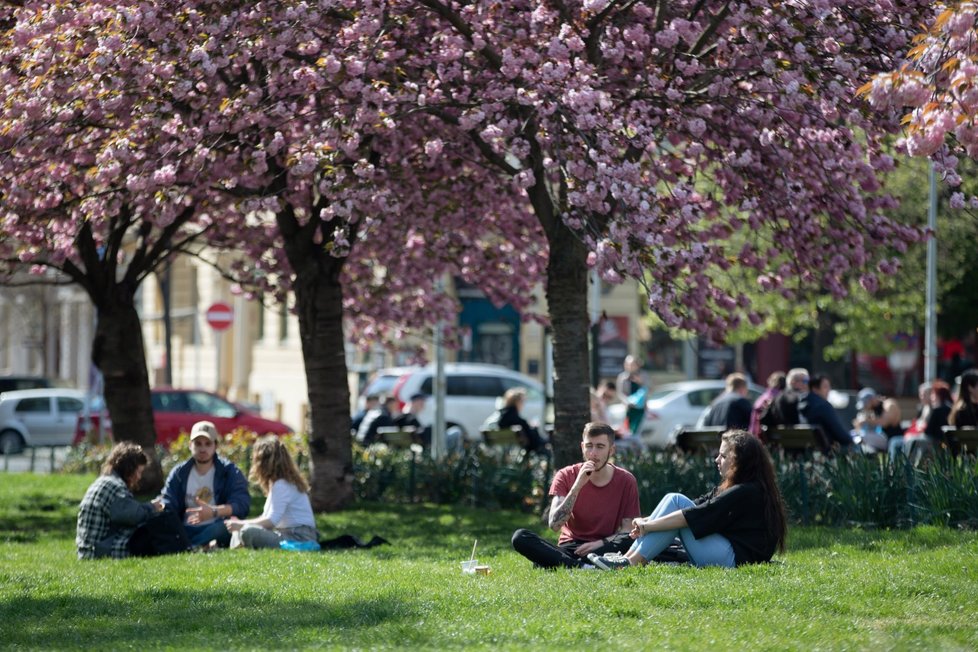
[{"xmin": 205, "ymin": 301, "xmax": 234, "ymax": 331}]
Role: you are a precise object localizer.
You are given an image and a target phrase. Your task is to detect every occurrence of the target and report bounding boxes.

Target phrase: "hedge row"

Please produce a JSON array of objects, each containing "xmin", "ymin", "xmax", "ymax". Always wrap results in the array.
[{"xmin": 62, "ymin": 431, "xmax": 978, "ymax": 528}]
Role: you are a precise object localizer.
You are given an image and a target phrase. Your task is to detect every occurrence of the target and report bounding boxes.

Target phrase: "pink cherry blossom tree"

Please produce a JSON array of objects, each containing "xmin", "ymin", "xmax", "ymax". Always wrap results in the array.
[
  {"xmin": 337, "ymin": 0, "xmax": 932, "ymax": 465},
  {"xmin": 0, "ymin": 0, "xmax": 546, "ymax": 502}
]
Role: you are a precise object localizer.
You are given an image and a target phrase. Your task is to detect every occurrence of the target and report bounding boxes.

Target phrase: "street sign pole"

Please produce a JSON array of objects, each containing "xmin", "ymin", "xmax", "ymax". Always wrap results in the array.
[{"xmin": 205, "ymin": 302, "xmax": 234, "ymax": 394}]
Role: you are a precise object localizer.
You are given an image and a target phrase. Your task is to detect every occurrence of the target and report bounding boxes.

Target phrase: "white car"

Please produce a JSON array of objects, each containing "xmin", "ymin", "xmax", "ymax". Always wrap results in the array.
[
  {"xmin": 0, "ymin": 388, "xmax": 89, "ymax": 454},
  {"xmin": 608, "ymin": 379, "xmax": 764, "ymax": 450},
  {"xmin": 361, "ymin": 363, "xmax": 546, "ymax": 441}
]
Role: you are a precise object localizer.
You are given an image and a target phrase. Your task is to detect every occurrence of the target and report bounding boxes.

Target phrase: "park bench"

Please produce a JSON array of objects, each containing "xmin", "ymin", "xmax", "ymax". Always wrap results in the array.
[
  {"xmin": 941, "ymin": 426, "xmax": 978, "ymax": 457},
  {"xmin": 480, "ymin": 425, "xmax": 524, "ymax": 448},
  {"xmin": 673, "ymin": 426, "xmax": 725, "ymax": 454},
  {"xmin": 375, "ymin": 426, "xmax": 420, "ymax": 449},
  {"xmin": 765, "ymin": 425, "xmax": 830, "ymax": 455}
]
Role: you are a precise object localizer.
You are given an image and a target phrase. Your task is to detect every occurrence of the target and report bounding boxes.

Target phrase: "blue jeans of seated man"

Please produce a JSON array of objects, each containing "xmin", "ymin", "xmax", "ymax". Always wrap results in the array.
[
  {"xmin": 185, "ymin": 519, "xmax": 231, "ymax": 548},
  {"xmin": 630, "ymin": 493, "xmax": 735, "ymax": 568}
]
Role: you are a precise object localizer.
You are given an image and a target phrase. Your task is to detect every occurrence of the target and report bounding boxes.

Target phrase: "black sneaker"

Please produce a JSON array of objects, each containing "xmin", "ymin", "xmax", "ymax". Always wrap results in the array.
[{"xmin": 587, "ymin": 552, "xmax": 631, "ymax": 570}]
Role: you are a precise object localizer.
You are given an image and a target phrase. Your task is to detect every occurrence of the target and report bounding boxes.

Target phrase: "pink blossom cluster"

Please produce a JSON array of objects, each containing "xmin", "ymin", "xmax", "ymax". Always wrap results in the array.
[{"xmin": 867, "ymin": 2, "xmax": 978, "ymax": 200}]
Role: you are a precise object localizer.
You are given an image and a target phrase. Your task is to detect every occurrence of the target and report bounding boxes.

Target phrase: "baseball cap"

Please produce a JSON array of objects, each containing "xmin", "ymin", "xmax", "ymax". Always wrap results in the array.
[
  {"xmin": 856, "ymin": 387, "xmax": 877, "ymax": 411},
  {"xmin": 409, "ymin": 393, "xmax": 427, "ymax": 402},
  {"xmin": 190, "ymin": 420, "xmax": 219, "ymax": 442}
]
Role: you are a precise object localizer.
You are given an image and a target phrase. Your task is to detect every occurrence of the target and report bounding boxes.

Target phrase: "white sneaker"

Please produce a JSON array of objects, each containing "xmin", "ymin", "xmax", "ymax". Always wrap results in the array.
[{"xmin": 587, "ymin": 552, "xmax": 631, "ymax": 571}]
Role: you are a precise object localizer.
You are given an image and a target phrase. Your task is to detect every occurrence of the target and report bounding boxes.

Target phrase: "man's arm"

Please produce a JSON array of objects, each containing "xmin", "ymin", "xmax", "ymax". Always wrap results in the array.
[
  {"xmin": 223, "ymin": 464, "xmax": 252, "ymax": 518},
  {"xmin": 821, "ymin": 405, "xmax": 854, "ymax": 446},
  {"xmin": 547, "ymin": 462, "xmax": 593, "ymax": 531},
  {"xmin": 160, "ymin": 464, "xmax": 184, "ymax": 515},
  {"xmin": 548, "ymin": 493, "xmax": 578, "ymax": 531},
  {"xmin": 108, "ymin": 494, "xmax": 154, "ymax": 527}
]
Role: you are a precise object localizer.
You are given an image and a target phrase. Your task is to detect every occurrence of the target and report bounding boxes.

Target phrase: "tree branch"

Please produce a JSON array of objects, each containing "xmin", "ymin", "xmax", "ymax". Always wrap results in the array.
[{"xmin": 415, "ymin": 0, "xmax": 502, "ymax": 69}]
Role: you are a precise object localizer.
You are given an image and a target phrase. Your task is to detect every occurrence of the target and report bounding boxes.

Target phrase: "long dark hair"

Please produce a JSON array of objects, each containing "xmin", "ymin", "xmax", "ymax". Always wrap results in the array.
[
  {"xmin": 719, "ymin": 429, "xmax": 787, "ymax": 553},
  {"xmin": 950, "ymin": 369, "xmax": 978, "ymax": 426}
]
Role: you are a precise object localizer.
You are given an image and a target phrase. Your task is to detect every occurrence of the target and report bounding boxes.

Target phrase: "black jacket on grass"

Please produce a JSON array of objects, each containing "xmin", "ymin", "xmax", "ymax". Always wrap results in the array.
[{"xmin": 683, "ymin": 482, "xmax": 775, "ymax": 565}]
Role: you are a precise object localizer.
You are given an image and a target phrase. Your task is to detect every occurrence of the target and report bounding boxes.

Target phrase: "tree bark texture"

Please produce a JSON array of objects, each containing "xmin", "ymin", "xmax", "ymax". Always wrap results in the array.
[
  {"xmin": 91, "ymin": 293, "xmax": 162, "ymax": 492},
  {"xmin": 544, "ymin": 221, "xmax": 592, "ymax": 470},
  {"xmin": 285, "ymin": 245, "xmax": 354, "ymax": 512}
]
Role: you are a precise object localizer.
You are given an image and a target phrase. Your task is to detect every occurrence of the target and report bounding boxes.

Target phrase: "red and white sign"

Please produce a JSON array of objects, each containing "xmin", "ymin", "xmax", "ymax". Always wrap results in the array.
[{"xmin": 205, "ymin": 301, "xmax": 234, "ymax": 331}]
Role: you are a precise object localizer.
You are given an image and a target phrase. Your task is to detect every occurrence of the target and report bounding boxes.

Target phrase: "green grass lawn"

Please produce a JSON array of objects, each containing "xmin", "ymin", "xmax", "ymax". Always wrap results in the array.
[{"xmin": 2, "ymin": 473, "xmax": 977, "ymax": 650}]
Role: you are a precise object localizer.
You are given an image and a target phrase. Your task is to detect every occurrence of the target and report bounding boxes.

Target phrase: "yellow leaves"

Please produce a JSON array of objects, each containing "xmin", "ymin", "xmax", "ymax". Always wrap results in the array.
[
  {"xmin": 906, "ymin": 43, "xmax": 928, "ymax": 60},
  {"xmin": 941, "ymin": 56, "xmax": 960, "ymax": 73},
  {"xmin": 900, "ymin": 113, "xmax": 915, "ymax": 125},
  {"xmin": 932, "ymin": 8, "xmax": 955, "ymax": 32},
  {"xmin": 219, "ymin": 97, "xmax": 231, "ymax": 112},
  {"xmin": 855, "ymin": 80, "xmax": 874, "ymax": 98}
]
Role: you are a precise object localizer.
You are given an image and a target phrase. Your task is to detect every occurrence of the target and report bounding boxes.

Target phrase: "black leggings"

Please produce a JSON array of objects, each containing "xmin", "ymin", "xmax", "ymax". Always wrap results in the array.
[{"xmin": 511, "ymin": 528, "xmax": 632, "ymax": 569}]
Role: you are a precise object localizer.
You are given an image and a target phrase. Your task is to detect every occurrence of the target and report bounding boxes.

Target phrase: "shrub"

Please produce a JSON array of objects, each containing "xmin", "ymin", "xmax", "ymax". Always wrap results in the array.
[{"xmin": 59, "ymin": 438, "xmax": 978, "ymax": 527}]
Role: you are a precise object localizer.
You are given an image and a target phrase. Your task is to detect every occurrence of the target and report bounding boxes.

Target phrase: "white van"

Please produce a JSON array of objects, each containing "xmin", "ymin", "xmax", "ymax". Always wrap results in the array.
[{"xmin": 361, "ymin": 363, "xmax": 546, "ymax": 441}]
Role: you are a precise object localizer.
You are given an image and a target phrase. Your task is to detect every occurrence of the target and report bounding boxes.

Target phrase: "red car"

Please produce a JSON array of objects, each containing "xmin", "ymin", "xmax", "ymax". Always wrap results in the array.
[{"xmin": 75, "ymin": 389, "xmax": 292, "ymax": 445}]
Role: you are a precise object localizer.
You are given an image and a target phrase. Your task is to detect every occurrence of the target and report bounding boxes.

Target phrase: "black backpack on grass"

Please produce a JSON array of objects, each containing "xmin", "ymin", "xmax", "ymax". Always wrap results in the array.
[{"xmin": 128, "ymin": 509, "xmax": 191, "ymax": 557}]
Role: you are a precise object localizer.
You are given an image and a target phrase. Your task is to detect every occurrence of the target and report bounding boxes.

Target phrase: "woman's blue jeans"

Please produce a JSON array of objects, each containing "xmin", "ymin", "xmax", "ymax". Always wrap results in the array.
[{"xmin": 630, "ymin": 493, "xmax": 736, "ymax": 568}]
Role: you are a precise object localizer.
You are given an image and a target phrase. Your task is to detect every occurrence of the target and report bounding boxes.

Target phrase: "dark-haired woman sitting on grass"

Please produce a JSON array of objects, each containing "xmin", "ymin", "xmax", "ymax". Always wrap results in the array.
[{"xmin": 589, "ymin": 430, "xmax": 786, "ymax": 570}]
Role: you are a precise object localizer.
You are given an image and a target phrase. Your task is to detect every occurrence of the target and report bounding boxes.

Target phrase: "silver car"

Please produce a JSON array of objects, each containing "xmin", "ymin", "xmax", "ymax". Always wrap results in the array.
[
  {"xmin": 0, "ymin": 388, "xmax": 88, "ymax": 454},
  {"xmin": 361, "ymin": 363, "xmax": 546, "ymax": 441}
]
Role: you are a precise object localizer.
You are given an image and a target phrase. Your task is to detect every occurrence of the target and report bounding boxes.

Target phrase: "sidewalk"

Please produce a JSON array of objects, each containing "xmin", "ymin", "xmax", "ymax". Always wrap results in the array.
[{"xmin": 1, "ymin": 446, "xmax": 70, "ymax": 474}]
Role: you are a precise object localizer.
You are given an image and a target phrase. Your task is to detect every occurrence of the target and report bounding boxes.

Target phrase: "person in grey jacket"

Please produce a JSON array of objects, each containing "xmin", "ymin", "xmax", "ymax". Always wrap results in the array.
[{"xmin": 76, "ymin": 442, "xmax": 163, "ymax": 559}]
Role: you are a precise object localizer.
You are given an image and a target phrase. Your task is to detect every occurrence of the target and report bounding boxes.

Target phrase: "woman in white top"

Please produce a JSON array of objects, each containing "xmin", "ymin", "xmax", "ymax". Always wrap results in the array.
[{"xmin": 226, "ymin": 436, "xmax": 318, "ymax": 549}]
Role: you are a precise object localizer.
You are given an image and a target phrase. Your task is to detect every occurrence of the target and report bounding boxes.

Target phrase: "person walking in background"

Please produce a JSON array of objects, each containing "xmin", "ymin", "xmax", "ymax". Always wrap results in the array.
[
  {"xmin": 160, "ymin": 421, "xmax": 251, "ymax": 548},
  {"xmin": 949, "ymin": 369, "xmax": 978, "ymax": 428},
  {"xmin": 616, "ymin": 355, "xmax": 649, "ymax": 436},
  {"xmin": 76, "ymin": 442, "xmax": 163, "ymax": 559},
  {"xmin": 226, "ymin": 436, "xmax": 319, "ymax": 549},
  {"xmin": 699, "ymin": 373, "xmax": 753, "ymax": 430},
  {"xmin": 588, "ymin": 430, "xmax": 787, "ymax": 570},
  {"xmin": 750, "ymin": 371, "xmax": 785, "ymax": 438}
]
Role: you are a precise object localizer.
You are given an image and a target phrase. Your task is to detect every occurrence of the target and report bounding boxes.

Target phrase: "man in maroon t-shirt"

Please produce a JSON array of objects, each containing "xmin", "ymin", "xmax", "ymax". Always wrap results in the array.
[{"xmin": 512, "ymin": 422, "xmax": 641, "ymax": 569}]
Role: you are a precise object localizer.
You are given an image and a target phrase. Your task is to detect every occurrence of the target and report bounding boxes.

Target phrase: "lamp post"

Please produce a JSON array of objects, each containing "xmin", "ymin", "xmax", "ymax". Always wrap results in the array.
[{"xmin": 924, "ymin": 162, "xmax": 938, "ymax": 384}]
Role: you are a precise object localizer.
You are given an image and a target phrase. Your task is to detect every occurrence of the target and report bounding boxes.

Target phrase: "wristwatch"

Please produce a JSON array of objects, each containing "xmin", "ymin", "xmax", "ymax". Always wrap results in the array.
[{"xmin": 212, "ymin": 504, "xmax": 220, "ymax": 518}]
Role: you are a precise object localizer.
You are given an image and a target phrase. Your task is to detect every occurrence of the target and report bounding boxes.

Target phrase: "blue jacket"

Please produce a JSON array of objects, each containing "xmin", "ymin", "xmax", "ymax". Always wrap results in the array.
[{"xmin": 161, "ymin": 455, "xmax": 251, "ymax": 519}]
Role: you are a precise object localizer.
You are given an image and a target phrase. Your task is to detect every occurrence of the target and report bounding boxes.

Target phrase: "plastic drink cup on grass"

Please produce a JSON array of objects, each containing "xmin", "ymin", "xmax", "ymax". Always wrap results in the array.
[{"xmin": 461, "ymin": 560, "xmax": 478, "ymax": 574}]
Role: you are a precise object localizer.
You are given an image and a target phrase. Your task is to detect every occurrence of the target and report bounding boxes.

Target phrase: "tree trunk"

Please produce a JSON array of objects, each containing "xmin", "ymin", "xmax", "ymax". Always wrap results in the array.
[
  {"xmin": 91, "ymin": 293, "xmax": 161, "ymax": 492},
  {"xmin": 544, "ymin": 222, "xmax": 592, "ymax": 470},
  {"xmin": 291, "ymin": 259, "xmax": 354, "ymax": 512}
]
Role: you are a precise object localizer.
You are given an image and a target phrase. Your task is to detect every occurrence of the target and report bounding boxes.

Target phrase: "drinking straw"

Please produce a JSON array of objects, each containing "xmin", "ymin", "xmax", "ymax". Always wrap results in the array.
[{"xmin": 470, "ymin": 539, "xmax": 478, "ymax": 561}]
